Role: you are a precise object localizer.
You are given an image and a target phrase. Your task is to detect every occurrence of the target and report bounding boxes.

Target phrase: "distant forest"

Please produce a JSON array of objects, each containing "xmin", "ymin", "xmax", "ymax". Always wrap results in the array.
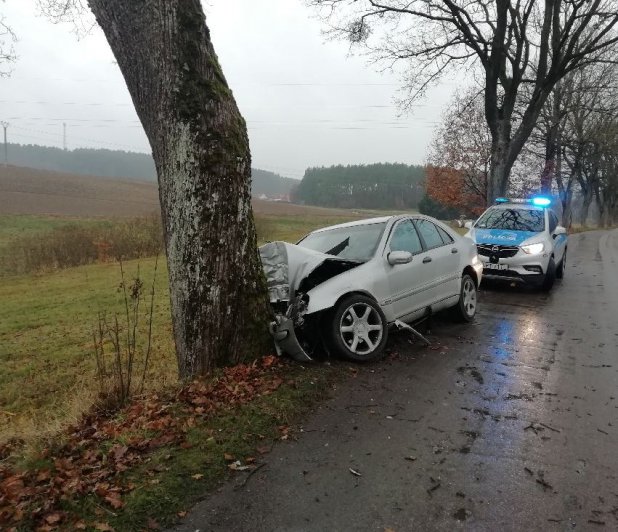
[
  {"xmin": 293, "ymin": 163, "xmax": 425, "ymax": 209},
  {"xmin": 4, "ymin": 143, "xmax": 296, "ymax": 196}
]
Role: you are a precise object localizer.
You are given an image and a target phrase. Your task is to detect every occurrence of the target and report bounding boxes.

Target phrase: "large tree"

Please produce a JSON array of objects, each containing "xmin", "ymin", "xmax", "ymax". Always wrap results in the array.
[
  {"xmin": 310, "ymin": 0, "xmax": 618, "ymax": 203},
  {"xmin": 42, "ymin": 0, "xmax": 271, "ymax": 377}
]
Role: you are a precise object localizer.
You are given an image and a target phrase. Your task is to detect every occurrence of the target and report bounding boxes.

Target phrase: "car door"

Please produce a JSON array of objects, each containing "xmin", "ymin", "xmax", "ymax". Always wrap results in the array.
[
  {"xmin": 384, "ymin": 219, "xmax": 435, "ymax": 320},
  {"xmin": 413, "ymin": 218, "xmax": 461, "ymax": 305},
  {"xmin": 548, "ymin": 210, "xmax": 567, "ymax": 262}
]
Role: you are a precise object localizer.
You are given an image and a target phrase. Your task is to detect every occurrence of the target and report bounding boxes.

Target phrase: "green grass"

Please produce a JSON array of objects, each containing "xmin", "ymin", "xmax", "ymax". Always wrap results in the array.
[
  {"xmin": 0, "ymin": 214, "xmax": 111, "ymax": 248},
  {"xmin": 0, "ymin": 257, "xmax": 176, "ymax": 438}
]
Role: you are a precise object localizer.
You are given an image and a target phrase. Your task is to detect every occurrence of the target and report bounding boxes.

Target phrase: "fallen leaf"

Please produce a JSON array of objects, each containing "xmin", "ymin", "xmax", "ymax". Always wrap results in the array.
[
  {"xmin": 44, "ymin": 512, "xmax": 63, "ymax": 525},
  {"xmin": 228, "ymin": 461, "xmax": 251, "ymax": 471},
  {"xmin": 104, "ymin": 492, "xmax": 124, "ymax": 509},
  {"xmin": 94, "ymin": 523, "xmax": 114, "ymax": 532},
  {"xmin": 147, "ymin": 517, "xmax": 160, "ymax": 529},
  {"xmin": 177, "ymin": 511, "xmax": 188, "ymax": 518},
  {"xmin": 191, "ymin": 473, "xmax": 203, "ymax": 480},
  {"xmin": 223, "ymin": 453, "xmax": 235, "ymax": 461}
]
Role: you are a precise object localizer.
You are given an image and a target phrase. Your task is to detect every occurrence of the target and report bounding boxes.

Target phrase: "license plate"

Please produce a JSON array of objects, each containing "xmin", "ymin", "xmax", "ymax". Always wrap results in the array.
[{"xmin": 484, "ymin": 263, "xmax": 508, "ymax": 270}]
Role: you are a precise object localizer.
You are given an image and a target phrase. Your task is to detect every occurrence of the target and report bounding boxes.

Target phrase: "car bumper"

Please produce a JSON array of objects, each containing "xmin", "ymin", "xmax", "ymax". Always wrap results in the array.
[{"xmin": 480, "ymin": 253, "xmax": 549, "ymax": 285}]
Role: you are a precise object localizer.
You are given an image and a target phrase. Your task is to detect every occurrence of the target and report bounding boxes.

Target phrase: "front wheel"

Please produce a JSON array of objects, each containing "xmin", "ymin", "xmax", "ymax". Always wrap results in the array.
[
  {"xmin": 453, "ymin": 274, "xmax": 477, "ymax": 322},
  {"xmin": 541, "ymin": 258, "xmax": 556, "ymax": 291},
  {"xmin": 556, "ymin": 249, "xmax": 566, "ymax": 279},
  {"xmin": 330, "ymin": 295, "xmax": 388, "ymax": 362}
]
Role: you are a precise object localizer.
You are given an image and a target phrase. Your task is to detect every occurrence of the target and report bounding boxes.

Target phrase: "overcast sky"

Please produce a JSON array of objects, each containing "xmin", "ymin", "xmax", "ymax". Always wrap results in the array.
[{"xmin": 1, "ymin": 0, "xmax": 459, "ymax": 179}]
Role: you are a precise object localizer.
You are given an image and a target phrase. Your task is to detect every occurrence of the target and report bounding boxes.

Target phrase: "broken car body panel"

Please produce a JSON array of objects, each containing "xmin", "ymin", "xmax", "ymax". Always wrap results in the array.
[{"xmin": 259, "ymin": 241, "xmax": 361, "ymax": 361}]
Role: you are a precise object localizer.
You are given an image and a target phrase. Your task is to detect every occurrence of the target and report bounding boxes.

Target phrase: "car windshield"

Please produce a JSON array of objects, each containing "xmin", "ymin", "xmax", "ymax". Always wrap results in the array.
[
  {"xmin": 298, "ymin": 222, "xmax": 387, "ymax": 262},
  {"xmin": 475, "ymin": 208, "xmax": 545, "ymax": 232}
]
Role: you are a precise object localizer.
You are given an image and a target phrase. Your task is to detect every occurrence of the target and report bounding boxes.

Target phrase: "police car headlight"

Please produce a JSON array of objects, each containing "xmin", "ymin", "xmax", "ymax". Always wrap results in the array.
[{"xmin": 521, "ymin": 243, "xmax": 544, "ymax": 255}]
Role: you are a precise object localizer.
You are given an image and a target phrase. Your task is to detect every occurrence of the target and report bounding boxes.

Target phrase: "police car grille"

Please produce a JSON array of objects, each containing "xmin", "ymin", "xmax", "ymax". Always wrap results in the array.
[{"xmin": 477, "ymin": 244, "xmax": 519, "ymax": 258}]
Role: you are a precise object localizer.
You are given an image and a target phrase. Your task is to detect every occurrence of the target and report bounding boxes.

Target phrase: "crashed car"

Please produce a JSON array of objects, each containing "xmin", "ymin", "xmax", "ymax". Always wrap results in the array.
[{"xmin": 259, "ymin": 214, "xmax": 483, "ymax": 362}]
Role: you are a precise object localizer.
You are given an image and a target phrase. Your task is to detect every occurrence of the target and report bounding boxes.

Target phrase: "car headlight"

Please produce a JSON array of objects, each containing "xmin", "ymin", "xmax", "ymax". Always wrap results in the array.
[{"xmin": 521, "ymin": 242, "xmax": 544, "ymax": 255}]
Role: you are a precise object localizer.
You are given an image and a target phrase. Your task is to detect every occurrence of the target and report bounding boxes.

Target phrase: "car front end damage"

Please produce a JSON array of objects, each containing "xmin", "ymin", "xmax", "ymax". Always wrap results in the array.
[{"xmin": 259, "ymin": 241, "xmax": 361, "ymax": 361}]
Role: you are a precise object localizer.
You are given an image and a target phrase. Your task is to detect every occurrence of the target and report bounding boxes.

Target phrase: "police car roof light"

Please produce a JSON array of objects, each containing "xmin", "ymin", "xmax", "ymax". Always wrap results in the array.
[
  {"xmin": 495, "ymin": 197, "xmax": 510, "ymax": 204},
  {"xmin": 531, "ymin": 196, "xmax": 551, "ymax": 207}
]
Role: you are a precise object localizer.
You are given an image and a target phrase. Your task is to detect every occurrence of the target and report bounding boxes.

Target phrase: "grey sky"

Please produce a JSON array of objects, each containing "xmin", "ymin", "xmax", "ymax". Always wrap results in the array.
[{"xmin": 1, "ymin": 0, "xmax": 458, "ymax": 179}]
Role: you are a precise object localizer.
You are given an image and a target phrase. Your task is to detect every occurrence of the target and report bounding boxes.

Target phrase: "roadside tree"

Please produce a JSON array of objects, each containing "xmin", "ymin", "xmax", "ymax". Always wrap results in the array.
[{"xmin": 40, "ymin": 0, "xmax": 271, "ymax": 377}]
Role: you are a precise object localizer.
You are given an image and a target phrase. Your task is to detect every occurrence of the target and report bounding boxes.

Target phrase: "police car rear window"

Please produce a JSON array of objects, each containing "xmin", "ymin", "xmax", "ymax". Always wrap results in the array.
[{"xmin": 475, "ymin": 208, "xmax": 545, "ymax": 232}]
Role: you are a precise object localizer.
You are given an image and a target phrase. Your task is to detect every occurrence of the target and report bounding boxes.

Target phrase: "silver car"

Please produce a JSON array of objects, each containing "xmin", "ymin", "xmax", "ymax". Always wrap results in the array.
[{"xmin": 260, "ymin": 214, "xmax": 483, "ymax": 362}]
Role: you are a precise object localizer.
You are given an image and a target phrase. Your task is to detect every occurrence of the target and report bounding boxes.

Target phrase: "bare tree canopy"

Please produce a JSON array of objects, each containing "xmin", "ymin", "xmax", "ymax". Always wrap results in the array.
[{"xmin": 310, "ymin": 0, "xmax": 618, "ymax": 201}]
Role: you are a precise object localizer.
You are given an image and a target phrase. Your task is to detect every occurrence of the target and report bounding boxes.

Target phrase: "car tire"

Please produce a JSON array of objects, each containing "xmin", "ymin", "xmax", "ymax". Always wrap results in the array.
[
  {"xmin": 330, "ymin": 294, "xmax": 388, "ymax": 362},
  {"xmin": 556, "ymin": 249, "xmax": 566, "ymax": 279},
  {"xmin": 541, "ymin": 258, "xmax": 556, "ymax": 291},
  {"xmin": 453, "ymin": 274, "xmax": 478, "ymax": 322}
]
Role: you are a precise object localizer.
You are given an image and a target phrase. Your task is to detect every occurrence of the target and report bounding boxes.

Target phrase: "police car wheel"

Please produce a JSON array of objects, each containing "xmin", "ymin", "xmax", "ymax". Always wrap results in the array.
[
  {"xmin": 556, "ymin": 250, "xmax": 566, "ymax": 279},
  {"xmin": 541, "ymin": 258, "xmax": 556, "ymax": 291}
]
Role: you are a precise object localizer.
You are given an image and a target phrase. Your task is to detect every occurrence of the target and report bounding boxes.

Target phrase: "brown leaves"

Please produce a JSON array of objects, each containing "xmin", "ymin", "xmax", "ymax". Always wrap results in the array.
[{"xmin": 0, "ymin": 356, "xmax": 285, "ymax": 530}]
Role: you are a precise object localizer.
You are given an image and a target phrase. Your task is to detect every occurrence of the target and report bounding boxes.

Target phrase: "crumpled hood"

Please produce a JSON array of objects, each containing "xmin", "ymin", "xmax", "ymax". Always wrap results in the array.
[
  {"xmin": 472, "ymin": 228, "xmax": 539, "ymax": 246},
  {"xmin": 259, "ymin": 241, "xmax": 360, "ymax": 303}
]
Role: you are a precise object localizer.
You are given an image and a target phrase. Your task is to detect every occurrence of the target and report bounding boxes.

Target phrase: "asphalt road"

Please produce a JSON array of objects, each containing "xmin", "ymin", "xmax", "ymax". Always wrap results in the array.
[{"xmin": 172, "ymin": 229, "xmax": 618, "ymax": 532}]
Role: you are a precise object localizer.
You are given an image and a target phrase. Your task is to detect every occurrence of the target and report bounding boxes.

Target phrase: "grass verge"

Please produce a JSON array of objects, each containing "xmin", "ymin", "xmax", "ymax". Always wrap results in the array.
[{"xmin": 0, "ymin": 357, "xmax": 345, "ymax": 531}]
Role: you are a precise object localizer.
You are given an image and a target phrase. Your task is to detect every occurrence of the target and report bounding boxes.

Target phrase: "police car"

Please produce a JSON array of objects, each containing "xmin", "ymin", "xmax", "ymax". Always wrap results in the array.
[{"xmin": 464, "ymin": 196, "xmax": 568, "ymax": 291}]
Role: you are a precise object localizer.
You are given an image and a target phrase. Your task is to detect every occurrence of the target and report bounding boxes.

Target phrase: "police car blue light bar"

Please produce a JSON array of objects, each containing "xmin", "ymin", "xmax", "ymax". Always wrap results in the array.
[
  {"xmin": 531, "ymin": 196, "xmax": 551, "ymax": 207},
  {"xmin": 494, "ymin": 196, "xmax": 553, "ymax": 206}
]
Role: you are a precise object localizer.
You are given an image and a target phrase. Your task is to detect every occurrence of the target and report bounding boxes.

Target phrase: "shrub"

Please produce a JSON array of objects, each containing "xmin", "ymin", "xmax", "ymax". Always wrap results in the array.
[{"xmin": 1, "ymin": 216, "xmax": 164, "ymax": 275}]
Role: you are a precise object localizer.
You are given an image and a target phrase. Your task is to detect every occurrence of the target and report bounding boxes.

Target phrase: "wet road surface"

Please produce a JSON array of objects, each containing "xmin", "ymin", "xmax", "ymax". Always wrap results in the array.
[{"xmin": 173, "ymin": 229, "xmax": 618, "ymax": 531}]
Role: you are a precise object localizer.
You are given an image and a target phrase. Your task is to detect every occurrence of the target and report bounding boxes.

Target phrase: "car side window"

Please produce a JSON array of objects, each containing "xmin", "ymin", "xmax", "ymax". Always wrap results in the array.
[
  {"xmin": 389, "ymin": 220, "xmax": 423, "ymax": 255},
  {"xmin": 415, "ymin": 219, "xmax": 445, "ymax": 250},
  {"xmin": 549, "ymin": 212, "xmax": 558, "ymax": 233},
  {"xmin": 437, "ymin": 226, "xmax": 454, "ymax": 244}
]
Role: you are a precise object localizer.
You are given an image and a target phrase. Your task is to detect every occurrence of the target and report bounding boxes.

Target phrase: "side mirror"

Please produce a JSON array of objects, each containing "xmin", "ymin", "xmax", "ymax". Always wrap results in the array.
[
  {"xmin": 464, "ymin": 221, "xmax": 473, "ymax": 230},
  {"xmin": 553, "ymin": 226, "xmax": 567, "ymax": 238},
  {"xmin": 388, "ymin": 251, "xmax": 413, "ymax": 266}
]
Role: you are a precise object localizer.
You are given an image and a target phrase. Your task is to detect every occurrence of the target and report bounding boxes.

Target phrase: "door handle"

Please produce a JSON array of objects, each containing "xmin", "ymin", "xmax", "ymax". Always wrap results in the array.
[
  {"xmin": 422, "ymin": 256, "xmax": 432, "ymax": 264},
  {"xmin": 451, "ymin": 248, "xmax": 458, "ymax": 254}
]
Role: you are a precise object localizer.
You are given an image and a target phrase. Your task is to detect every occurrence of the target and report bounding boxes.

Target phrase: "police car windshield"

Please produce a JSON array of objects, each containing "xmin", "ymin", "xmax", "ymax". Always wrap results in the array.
[{"xmin": 475, "ymin": 208, "xmax": 545, "ymax": 232}]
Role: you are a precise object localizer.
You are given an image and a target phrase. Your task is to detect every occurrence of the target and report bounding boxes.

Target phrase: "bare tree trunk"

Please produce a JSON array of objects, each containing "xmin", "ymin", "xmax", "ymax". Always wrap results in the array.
[
  {"xmin": 580, "ymin": 185, "xmax": 594, "ymax": 226},
  {"xmin": 87, "ymin": 0, "xmax": 271, "ymax": 377},
  {"xmin": 487, "ymin": 122, "xmax": 516, "ymax": 203}
]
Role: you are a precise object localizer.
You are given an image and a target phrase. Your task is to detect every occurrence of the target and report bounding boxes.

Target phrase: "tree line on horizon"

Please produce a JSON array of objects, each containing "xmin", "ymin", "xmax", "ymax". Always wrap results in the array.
[
  {"xmin": 3, "ymin": 142, "xmax": 297, "ymax": 196},
  {"xmin": 293, "ymin": 163, "xmax": 425, "ymax": 210}
]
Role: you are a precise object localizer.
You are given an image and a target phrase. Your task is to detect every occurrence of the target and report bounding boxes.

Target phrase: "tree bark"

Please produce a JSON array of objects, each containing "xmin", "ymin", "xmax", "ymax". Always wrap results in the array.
[
  {"xmin": 486, "ymin": 119, "xmax": 516, "ymax": 203},
  {"xmin": 579, "ymin": 181, "xmax": 594, "ymax": 226},
  {"xmin": 87, "ymin": 0, "xmax": 271, "ymax": 377}
]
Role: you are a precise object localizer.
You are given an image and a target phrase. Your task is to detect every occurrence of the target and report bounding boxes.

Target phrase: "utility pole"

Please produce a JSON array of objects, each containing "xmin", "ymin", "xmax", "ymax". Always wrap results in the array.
[
  {"xmin": 63, "ymin": 122, "xmax": 67, "ymax": 151},
  {"xmin": 1, "ymin": 122, "xmax": 8, "ymax": 167}
]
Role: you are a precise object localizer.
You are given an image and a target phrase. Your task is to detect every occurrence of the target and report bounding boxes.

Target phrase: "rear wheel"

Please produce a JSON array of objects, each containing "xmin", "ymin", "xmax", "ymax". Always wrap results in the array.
[
  {"xmin": 541, "ymin": 258, "xmax": 556, "ymax": 291},
  {"xmin": 453, "ymin": 274, "xmax": 477, "ymax": 322},
  {"xmin": 330, "ymin": 295, "xmax": 388, "ymax": 362}
]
